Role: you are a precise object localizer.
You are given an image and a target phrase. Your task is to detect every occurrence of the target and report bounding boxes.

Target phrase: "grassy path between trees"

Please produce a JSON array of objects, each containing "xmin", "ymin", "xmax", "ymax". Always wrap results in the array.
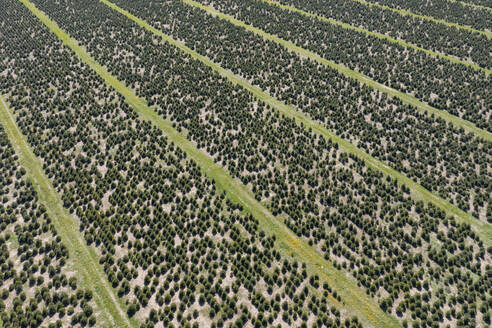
[
  {"xmin": 183, "ymin": 0, "xmax": 492, "ymax": 142},
  {"xmin": 0, "ymin": 96, "xmax": 134, "ymax": 328},
  {"xmin": 350, "ymin": 0, "xmax": 492, "ymax": 37},
  {"xmin": 19, "ymin": 0, "xmax": 403, "ymax": 326},
  {"xmin": 263, "ymin": 0, "xmax": 490, "ymax": 74}
]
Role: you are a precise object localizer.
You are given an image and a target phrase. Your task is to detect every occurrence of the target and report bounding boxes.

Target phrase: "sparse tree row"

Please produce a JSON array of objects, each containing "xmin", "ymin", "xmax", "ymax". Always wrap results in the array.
[
  {"xmin": 0, "ymin": 44, "xmax": 97, "ymax": 328},
  {"xmin": 191, "ymin": 0, "xmax": 492, "ymax": 128},
  {"xmin": 22, "ymin": 0, "xmax": 492, "ymax": 327},
  {"xmin": 275, "ymin": 0, "xmax": 492, "ymax": 69},
  {"xmin": 364, "ymin": 0, "xmax": 492, "ymax": 31},
  {"xmin": 52, "ymin": 0, "xmax": 491, "ymax": 222},
  {"xmin": 0, "ymin": 1, "xmax": 362, "ymax": 327}
]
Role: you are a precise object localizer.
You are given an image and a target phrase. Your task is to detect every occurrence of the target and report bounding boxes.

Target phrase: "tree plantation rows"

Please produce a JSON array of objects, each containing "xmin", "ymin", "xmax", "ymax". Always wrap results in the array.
[
  {"xmin": 276, "ymin": 0, "xmax": 492, "ymax": 69},
  {"xmin": 0, "ymin": 37, "xmax": 97, "ymax": 328},
  {"xmin": 0, "ymin": 0, "xmax": 364, "ymax": 327},
  {"xmin": 0, "ymin": 125, "xmax": 97, "ymax": 328},
  {"xmin": 0, "ymin": 0, "xmax": 490, "ymax": 327},
  {"xmin": 193, "ymin": 0, "xmax": 491, "ymax": 129},
  {"xmin": 18, "ymin": 0, "xmax": 492, "ymax": 327},
  {"xmin": 44, "ymin": 0, "xmax": 491, "ymax": 223}
]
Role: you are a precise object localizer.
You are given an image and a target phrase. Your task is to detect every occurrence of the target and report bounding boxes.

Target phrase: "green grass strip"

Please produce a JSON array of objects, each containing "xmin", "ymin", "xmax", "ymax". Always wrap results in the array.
[
  {"xmin": 351, "ymin": 0, "xmax": 492, "ymax": 37},
  {"xmin": 0, "ymin": 94, "xmax": 134, "ymax": 328},
  {"xmin": 183, "ymin": 0, "xmax": 492, "ymax": 142},
  {"xmin": 105, "ymin": 0, "xmax": 492, "ymax": 248},
  {"xmin": 18, "ymin": 0, "xmax": 404, "ymax": 327},
  {"xmin": 264, "ymin": 0, "xmax": 490, "ymax": 74}
]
